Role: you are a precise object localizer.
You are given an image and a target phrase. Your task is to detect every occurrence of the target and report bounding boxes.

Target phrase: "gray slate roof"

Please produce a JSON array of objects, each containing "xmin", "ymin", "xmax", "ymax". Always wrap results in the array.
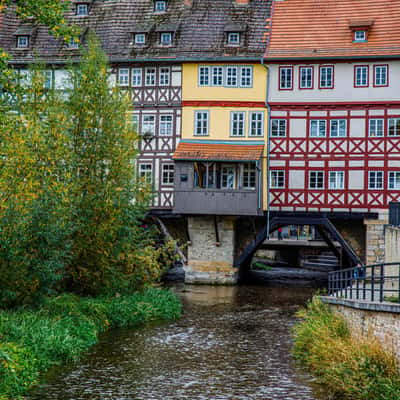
[{"xmin": 0, "ymin": 0, "xmax": 272, "ymax": 64}]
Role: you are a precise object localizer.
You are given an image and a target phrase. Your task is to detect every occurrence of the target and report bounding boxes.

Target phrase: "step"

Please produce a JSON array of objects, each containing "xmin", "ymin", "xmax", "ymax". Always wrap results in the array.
[
  {"xmin": 305, "ymin": 258, "xmax": 338, "ymax": 266},
  {"xmin": 303, "ymin": 262, "xmax": 338, "ymax": 271}
]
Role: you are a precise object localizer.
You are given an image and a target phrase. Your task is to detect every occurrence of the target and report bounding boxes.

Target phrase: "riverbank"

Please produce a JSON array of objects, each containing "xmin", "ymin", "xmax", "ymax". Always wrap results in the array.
[
  {"xmin": 293, "ymin": 297, "xmax": 400, "ymax": 400},
  {"xmin": 0, "ymin": 288, "xmax": 182, "ymax": 400}
]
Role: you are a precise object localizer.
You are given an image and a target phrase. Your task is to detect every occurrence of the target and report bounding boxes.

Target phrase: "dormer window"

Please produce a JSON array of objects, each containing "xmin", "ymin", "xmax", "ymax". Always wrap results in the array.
[
  {"xmin": 227, "ymin": 32, "xmax": 240, "ymax": 45},
  {"xmin": 76, "ymin": 3, "xmax": 89, "ymax": 16},
  {"xmin": 17, "ymin": 35, "xmax": 29, "ymax": 48},
  {"xmin": 67, "ymin": 38, "xmax": 79, "ymax": 49},
  {"xmin": 135, "ymin": 33, "xmax": 146, "ymax": 45},
  {"xmin": 154, "ymin": 0, "xmax": 167, "ymax": 12},
  {"xmin": 160, "ymin": 32, "xmax": 172, "ymax": 46},
  {"xmin": 354, "ymin": 30, "xmax": 366, "ymax": 42}
]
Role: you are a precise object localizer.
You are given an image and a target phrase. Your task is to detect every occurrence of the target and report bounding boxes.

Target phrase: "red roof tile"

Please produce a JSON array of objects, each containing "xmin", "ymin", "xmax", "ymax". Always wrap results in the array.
[
  {"xmin": 265, "ymin": 0, "xmax": 400, "ymax": 60},
  {"xmin": 173, "ymin": 142, "xmax": 264, "ymax": 161}
]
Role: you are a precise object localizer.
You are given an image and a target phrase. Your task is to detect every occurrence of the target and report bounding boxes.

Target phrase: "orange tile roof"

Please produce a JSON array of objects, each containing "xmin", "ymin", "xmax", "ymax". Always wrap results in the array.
[
  {"xmin": 173, "ymin": 141, "xmax": 264, "ymax": 161},
  {"xmin": 265, "ymin": 0, "xmax": 400, "ymax": 60}
]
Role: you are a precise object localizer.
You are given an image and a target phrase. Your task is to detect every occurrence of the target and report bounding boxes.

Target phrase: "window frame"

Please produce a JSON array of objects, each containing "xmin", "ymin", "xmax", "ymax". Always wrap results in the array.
[
  {"xmin": 221, "ymin": 164, "xmax": 236, "ymax": 189},
  {"xmin": 299, "ymin": 66, "xmax": 314, "ymax": 90},
  {"xmin": 154, "ymin": 0, "xmax": 167, "ymax": 12},
  {"xmin": 225, "ymin": 66, "xmax": 238, "ymax": 87},
  {"xmin": 271, "ymin": 119, "xmax": 287, "ymax": 137},
  {"xmin": 368, "ymin": 171, "xmax": 384, "ymax": 190},
  {"xmin": 330, "ymin": 119, "xmax": 347, "ymax": 137},
  {"xmin": 131, "ymin": 68, "xmax": 142, "ymax": 87},
  {"xmin": 279, "ymin": 66, "xmax": 293, "ymax": 90},
  {"xmin": 388, "ymin": 118, "xmax": 400, "ymax": 137},
  {"xmin": 373, "ymin": 64, "xmax": 389, "ymax": 87},
  {"xmin": 16, "ymin": 35, "xmax": 29, "ymax": 48},
  {"xmin": 118, "ymin": 68, "xmax": 130, "ymax": 86},
  {"xmin": 389, "ymin": 171, "xmax": 400, "ymax": 190},
  {"xmin": 310, "ymin": 119, "xmax": 327, "ymax": 137},
  {"xmin": 159, "ymin": 114, "xmax": 173, "ymax": 136},
  {"xmin": 145, "ymin": 67, "xmax": 156, "ymax": 86},
  {"xmin": 76, "ymin": 3, "xmax": 89, "ymax": 16},
  {"xmin": 242, "ymin": 163, "xmax": 256, "ymax": 190},
  {"xmin": 353, "ymin": 30, "xmax": 367, "ymax": 42},
  {"xmin": 198, "ymin": 66, "xmax": 210, "ymax": 86},
  {"xmin": 249, "ymin": 111, "xmax": 264, "ymax": 137},
  {"xmin": 354, "ymin": 65, "xmax": 369, "ymax": 88},
  {"xmin": 239, "ymin": 66, "xmax": 253, "ymax": 88},
  {"xmin": 142, "ymin": 114, "xmax": 156, "ymax": 136},
  {"xmin": 270, "ymin": 170, "xmax": 285, "ymax": 189},
  {"xmin": 368, "ymin": 118, "xmax": 384, "ymax": 137},
  {"xmin": 162, "ymin": 164, "xmax": 175, "ymax": 186},
  {"xmin": 227, "ymin": 32, "xmax": 240, "ymax": 45},
  {"xmin": 309, "ymin": 171, "xmax": 324, "ymax": 190},
  {"xmin": 134, "ymin": 33, "xmax": 146, "ymax": 45},
  {"xmin": 160, "ymin": 32, "xmax": 173, "ymax": 46},
  {"xmin": 328, "ymin": 171, "xmax": 345, "ymax": 190},
  {"xmin": 230, "ymin": 111, "xmax": 246, "ymax": 137},
  {"xmin": 319, "ymin": 65, "xmax": 334, "ymax": 89},
  {"xmin": 159, "ymin": 67, "xmax": 170, "ymax": 86},
  {"xmin": 194, "ymin": 110, "xmax": 209, "ymax": 136},
  {"xmin": 139, "ymin": 163, "xmax": 153, "ymax": 184},
  {"xmin": 211, "ymin": 66, "xmax": 224, "ymax": 87}
]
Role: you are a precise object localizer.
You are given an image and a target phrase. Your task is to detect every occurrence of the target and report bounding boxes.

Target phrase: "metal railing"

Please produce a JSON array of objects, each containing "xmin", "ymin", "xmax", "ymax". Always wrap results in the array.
[{"xmin": 328, "ymin": 262, "xmax": 400, "ymax": 303}]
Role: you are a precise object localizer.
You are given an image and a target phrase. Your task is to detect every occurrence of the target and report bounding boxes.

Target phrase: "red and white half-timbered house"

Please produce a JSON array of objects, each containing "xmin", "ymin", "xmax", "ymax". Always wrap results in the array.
[{"xmin": 265, "ymin": 0, "xmax": 400, "ymax": 218}]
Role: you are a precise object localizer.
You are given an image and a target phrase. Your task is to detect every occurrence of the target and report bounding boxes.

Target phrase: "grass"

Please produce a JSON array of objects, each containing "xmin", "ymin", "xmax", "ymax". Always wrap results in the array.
[
  {"xmin": 293, "ymin": 297, "xmax": 400, "ymax": 400},
  {"xmin": 0, "ymin": 288, "xmax": 182, "ymax": 400}
]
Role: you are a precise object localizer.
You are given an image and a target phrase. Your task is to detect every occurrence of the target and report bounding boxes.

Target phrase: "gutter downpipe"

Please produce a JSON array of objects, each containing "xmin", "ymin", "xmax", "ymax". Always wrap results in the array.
[{"xmin": 261, "ymin": 58, "xmax": 271, "ymax": 239}]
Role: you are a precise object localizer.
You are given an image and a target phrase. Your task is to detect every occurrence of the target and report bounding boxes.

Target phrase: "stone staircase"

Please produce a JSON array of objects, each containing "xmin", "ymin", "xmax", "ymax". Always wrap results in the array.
[{"xmin": 302, "ymin": 251, "xmax": 339, "ymax": 272}]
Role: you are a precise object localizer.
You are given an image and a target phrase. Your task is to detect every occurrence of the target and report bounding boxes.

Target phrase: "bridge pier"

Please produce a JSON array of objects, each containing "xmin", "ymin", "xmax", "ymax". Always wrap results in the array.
[
  {"xmin": 184, "ymin": 216, "xmax": 239, "ymax": 284},
  {"xmin": 365, "ymin": 216, "xmax": 387, "ymax": 265}
]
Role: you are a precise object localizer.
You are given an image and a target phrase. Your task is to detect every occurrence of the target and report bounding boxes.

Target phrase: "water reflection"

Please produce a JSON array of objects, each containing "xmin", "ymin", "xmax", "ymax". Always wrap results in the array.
[{"xmin": 28, "ymin": 285, "xmax": 321, "ymax": 400}]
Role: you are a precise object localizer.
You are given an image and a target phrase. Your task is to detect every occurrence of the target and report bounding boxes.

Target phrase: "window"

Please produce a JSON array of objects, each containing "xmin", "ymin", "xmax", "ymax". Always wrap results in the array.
[
  {"xmin": 76, "ymin": 3, "xmax": 89, "ymax": 16},
  {"xmin": 354, "ymin": 30, "xmax": 366, "ymax": 42},
  {"xmin": 44, "ymin": 70, "xmax": 53, "ymax": 89},
  {"xmin": 160, "ymin": 32, "xmax": 172, "ymax": 46},
  {"xmin": 279, "ymin": 67, "xmax": 293, "ymax": 90},
  {"xmin": 211, "ymin": 66, "xmax": 223, "ymax": 86},
  {"xmin": 195, "ymin": 111, "xmax": 209, "ymax": 136},
  {"xmin": 142, "ymin": 115, "xmax": 156, "ymax": 135},
  {"xmin": 17, "ymin": 36, "xmax": 29, "ymax": 48},
  {"xmin": 67, "ymin": 38, "xmax": 79, "ymax": 49},
  {"xmin": 154, "ymin": 0, "xmax": 167, "ymax": 12},
  {"xmin": 118, "ymin": 68, "xmax": 129, "ymax": 86},
  {"xmin": 270, "ymin": 170, "xmax": 285, "ymax": 189},
  {"xmin": 159, "ymin": 114, "xmax": 173, "ymax": 136},
  {"xmin": 134, "ymin": 33, "xmax": 146, "ymax": 45},
  {"xmin": 271, "ymin": 119, "xmax": 287, "ymax": 137},
  {"xmin": 319, "ymin": 66, "xmax": 334, "ymax": 88},
  {"xmin": 131, "ymin": 68, "xmax": 142, "ymax": 87},
  {"xmin": 249, "ymin": 112, "xmax": 264, "ymax": 136},
  {"xmin": 227, "ymin": 32, "xmax": 240, "ymax": 45},
  {"xmin": 145, "ymin": 68, "xmax": 156, "ymax": 86},
  {"xmin": 240, "ymin": 66, "xmax": 252, "ymax": 87},
  {"xmin": 329, "ymin": 171, "xmax": 344, "ymax": 189},
  {"xmin": 162, "ymin": 164, "xmax": 174, "ymax": 185},
  {"xmin": 139, "ymin": 164, "xmax": 153, "ymax": 184},
  {"xmin": 221, "ymin": 165, "xmax": 236, "ymax": 189},
  {"xmin": 369, "ymin": 119, "xmax": 384, "ymax": 137},
  {"xmin": 368, "ymin": 171, "xmax": 383, "ymax": 190},
  {"xmin": 230, "ymin": 112, "xmax": 245, "ymax": 137},
  {"xmin": 354, "ymin": 65, "xmax": 368, "ymax": 87},
  {"xmin": 243, "ymin": 163, "xmax": 256, "ymax": 189},
  {"xmin": 199, "ymin": 66, "xmax": 210, "ymax": 86},
  {"xmin": 389, "ymin": 172, "xmax": 400, "ymax": 190},
  {"xmin": 389, "ymin": 119, "xmax": 400, "ymax": 137},
  {"xmin": 132, "ymin": 114, "xmax": 139, "ymax": 132},
  {"xmin": 226, "ymin": 66, "xmax": 238, "ymax": 87},
  {"xmin": 330, "ymin": 119, "xmax": 346, "ymax": 137},
  {"xmin": 309, "ymin": 171, "xmax": 324, "ymax": 189},
  {"xmin": 374, "ymin": 65, "xmax": 388, "ymax": 87},
  {"xmin": 299, "ymin": 66, "xmax": 313, "ymax": 89},
  {"xmin": 159, "ymin": 67, "xmax": 170, "ymax": 86},
  {"xmin": 310, "ymin": 120, "xmax": 327, "ymax": 137}
]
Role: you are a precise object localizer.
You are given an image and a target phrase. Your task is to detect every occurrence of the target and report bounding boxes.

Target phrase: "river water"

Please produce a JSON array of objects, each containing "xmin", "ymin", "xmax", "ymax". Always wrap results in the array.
[{"xmin": 28, "ymin": 285, "xmax": 321, "ymax": 400}]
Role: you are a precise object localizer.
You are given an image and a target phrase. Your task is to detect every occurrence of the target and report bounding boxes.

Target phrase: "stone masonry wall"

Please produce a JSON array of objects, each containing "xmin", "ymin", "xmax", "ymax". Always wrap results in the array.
[
  {"xmin": 365, "ymin": 218, "xmax": 387, "ymax": 265},
  {"xmin": 329, "ymin": 303, "xmax": 400, "ymax": 361}
]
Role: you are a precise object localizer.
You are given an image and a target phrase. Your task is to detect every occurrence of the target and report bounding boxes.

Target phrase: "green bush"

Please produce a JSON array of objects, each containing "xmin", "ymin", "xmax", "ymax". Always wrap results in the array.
[
  {"xmin": 0, "ymin": 289, "xmax": 181, "ymax": 399},
  {"xmin": 293, "ymin": 297, "xmax": 400, "ymax": 400}
]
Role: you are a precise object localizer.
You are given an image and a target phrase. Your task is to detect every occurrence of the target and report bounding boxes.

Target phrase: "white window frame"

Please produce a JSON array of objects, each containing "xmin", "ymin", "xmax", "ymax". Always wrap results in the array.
[
  {"xmin": 132, "ymin": 114, "xmax": 139, "ymax": 132},
  {"xmin": 329, "ymin": 171, "xmax": 344, "ymax": 190},
  {"xmin": 368, "ymin": 119, "xmax": 384, "ymax": 137},
  {"xmin": 355, "ymin": 65, "xmax": 368, "ymax": 87},
  {"xmin": 388, "ymin": 118, "xmax": 400, "ymax": 137},
  {"xmin": 374, "ymin": 65, "xmax": 388, "ymax": 86},
  {"xmin": 139, "ymin": 164, "xmax": 153, "ymax": 184},
  {"xmin": 211, "ymin": 66, "xmax": 223, "ymax": 86},
  {"xmin": 279, "ymin": 67, "xmax": 293, "ymax": 90},
  {"xmin": 76, "ymin": 3, "xmax": 89, "ymax": 16},
  {"xmin": 194, "ymin": 111, "xmax": 209, "ymax": 136},
  {"xmin": 354, "ymin": 30, "xmax": 366, "ymax": 42},
  {"xmin": 249, "ymin": 112, "xmax": 264, "ymax": 137},
  {"xmin": 131, "ymin": 68, "xmax": 142, "ymax": 87},
  {"xmin": 299, "ymin": 66, "xmax": 313, "ymax": 89},
  {"xmin": 271, "ymin": 119, "xmax": 287, "ymax": 137},
  {"xmin": 389, "ymin": 171, "xmax": 400, "ymax": 190},
  {"xmin": 319, "ymin": 66, "xmax": 333, "ymax": 88},
  {"xmin": 142, "ymin": 114, "xmax": 156, "ymax": 136},
  {"xmin": 160, "ymin": 32, "xmax": 172, "ymax": 46},
  {"xmin": 162, "ymin": 164, "xmax": 175, "ymax": 185},
  {"xmin": 309, "ymin": 171, "xmax": 324, "ymax": 190},
  {"xmin": 310, "ymin": 120, "xmax": 327, "ymax": 137},
  {"xmin": 225, "ymin": 66, "xmax": 238, "ymax": 87},
  {"xmin": 330, "ymin": 119, "xmax": 346, "ymax": 137},
  {"xmin": 242, "ymin": 163, "xmax": 256, "ymax": 190},
  {"xmin": 159, "ymin": 67, "xmax": 170, "ymax": 86},
  {"xmin": 154, "ymin": 0, "xmax": 167, "ymax": 12},
  {"xmin": 199, "ymin": 66, "xmax": 210, "ymax": 86},
  {"xmin": 230, "ymin": 112, "xmax": 246, "ymax": 137},
  {"xmin": 227, "ymin": 32, "xmax": 240, "ymax": 45},
  {"xmin": 145, "ymin": 67, "xmax": 156, "ymax": 86},
  {"xmin": 17, "ymin": 35, "xmax": 29, "ymax": 48},
  {"xmin": 159, "ymin": 114, "xmax": 173, "ymax": 136},
  {"xmin": 118, "ymin": 68, "xmax": 129, "ymax": 86},
  {"xmin": 240, "ymin": 66, "xmax": 253, "ymax": 88},
  {"xmin": 44, "ymin": 70, "xmax": 53, "ymax": 89},
  {"xmin": 270, "ymin": 170, "xmax": 285, "ymax": 189},
  {"xmin": 221, "ymin": 165, "xmax": 236, "ymax": 189},
  {"xmin": 134, "ymin": 33, "xmax": 146, "ymax": 45},
  {"xmin": 368, "ymin": 171, "xmax": 384, "ymax": 190}
]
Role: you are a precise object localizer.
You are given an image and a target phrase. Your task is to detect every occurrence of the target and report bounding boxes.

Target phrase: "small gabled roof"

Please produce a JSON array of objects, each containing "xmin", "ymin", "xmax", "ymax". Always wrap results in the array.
[
  {"xmin": 15, "ymin": 24, "xmax": 36, "ymax": 35},
  {"xmin": 265, "ymin": 0, "xmax": 400, "ymax": 60},
  {"xmin": 130, "ymin": 24, "xmax": 154, "ymax": 33},
  {"xmin": 224, "ymin": 23, "xmax": 247, "ymax": 32}
]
